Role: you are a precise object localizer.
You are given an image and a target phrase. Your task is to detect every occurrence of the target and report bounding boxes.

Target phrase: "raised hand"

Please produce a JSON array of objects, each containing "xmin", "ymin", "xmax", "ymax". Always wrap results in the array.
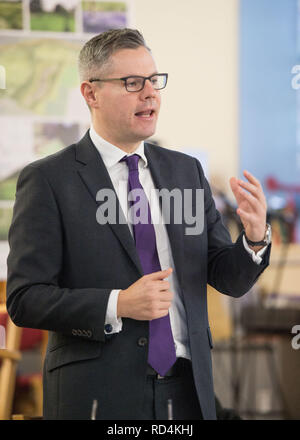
[{"xmin": 230, "ymin": 170, "xmax": 267, "ymax": 249}]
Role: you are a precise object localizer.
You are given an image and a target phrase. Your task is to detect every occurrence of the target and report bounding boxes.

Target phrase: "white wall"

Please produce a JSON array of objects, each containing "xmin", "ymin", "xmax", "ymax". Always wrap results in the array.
[{"xmin": 135, "ymin": 0, "xmax": 239, "ymax": 190}]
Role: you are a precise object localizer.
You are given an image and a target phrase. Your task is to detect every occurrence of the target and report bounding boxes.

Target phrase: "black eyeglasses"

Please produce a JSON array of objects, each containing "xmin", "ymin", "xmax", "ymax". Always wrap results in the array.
[{"xmin": 88, "ymin": 73, "xmax": 168, "ymax": 92}]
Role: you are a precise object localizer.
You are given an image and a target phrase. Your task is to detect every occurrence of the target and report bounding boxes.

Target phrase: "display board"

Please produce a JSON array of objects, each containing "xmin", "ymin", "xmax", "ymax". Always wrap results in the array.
[{"xmin": 0, "ymin": 0, "xmax": 133, "ymax": 278}]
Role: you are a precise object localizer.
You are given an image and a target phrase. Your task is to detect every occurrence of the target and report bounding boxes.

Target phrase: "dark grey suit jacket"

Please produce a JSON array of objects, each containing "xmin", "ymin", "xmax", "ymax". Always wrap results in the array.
[{"xmin": 6, "ymin": 131, "xmax": 270, "ymax": 419}]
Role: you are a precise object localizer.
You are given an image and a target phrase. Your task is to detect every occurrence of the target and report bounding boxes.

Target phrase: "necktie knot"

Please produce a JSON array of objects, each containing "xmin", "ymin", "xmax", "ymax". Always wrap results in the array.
[{"xmin": 120, "ymin": 154, "xmax": 140, "ymax": 172}]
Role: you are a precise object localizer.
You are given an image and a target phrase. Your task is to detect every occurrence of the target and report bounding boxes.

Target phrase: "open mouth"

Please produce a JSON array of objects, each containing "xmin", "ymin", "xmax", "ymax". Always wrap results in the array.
[{"xmin": 135, "ymin": 110, "xmax": 155, "ymax": 118}]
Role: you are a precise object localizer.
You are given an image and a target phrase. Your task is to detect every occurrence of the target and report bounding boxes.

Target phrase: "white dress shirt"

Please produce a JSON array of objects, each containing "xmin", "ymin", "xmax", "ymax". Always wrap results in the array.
[{"xmin": 89, "ymin": 126, "xmax": 267, "ymax": 360}]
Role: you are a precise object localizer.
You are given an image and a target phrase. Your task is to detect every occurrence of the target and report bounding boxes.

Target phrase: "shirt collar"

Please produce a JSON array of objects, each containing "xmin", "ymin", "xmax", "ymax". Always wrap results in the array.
[{"xmin": 89, "ymin": 125, "xmax": 148, "ymax": 169}]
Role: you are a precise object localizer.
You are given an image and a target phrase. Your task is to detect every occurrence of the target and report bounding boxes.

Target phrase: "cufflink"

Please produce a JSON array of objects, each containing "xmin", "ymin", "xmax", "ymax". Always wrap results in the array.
[{"xmin": 104, "ymin": 324, "xmax": 113, "ymax": 333}]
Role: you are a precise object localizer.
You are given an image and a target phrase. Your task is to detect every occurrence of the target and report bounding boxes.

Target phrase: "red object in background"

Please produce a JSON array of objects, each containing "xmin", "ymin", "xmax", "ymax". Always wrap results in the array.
[
  {"xmin": 266, "ymin": 176, "xmax": 280, "ymax": 191},
  {"xmin": 0, "ymin": 312, "xmax": 43, "ymax": 350},
  {"xmin": 266, "ymin": 176, "xmax": 300, "ymax": 193},
  {"xmin": 265, "ymin": 175, "xmax": 299, "ymax": 243}
]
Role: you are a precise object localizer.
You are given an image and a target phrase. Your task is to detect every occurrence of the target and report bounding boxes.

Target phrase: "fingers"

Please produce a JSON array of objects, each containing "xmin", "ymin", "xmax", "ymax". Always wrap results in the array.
[
  {"xmin": 158, "ymin": 290, "xmax": 173, "ymax": 302},
  {"xmin": 139, "ymin": 289, "xmax": 174, "ymax": 320},
  {"xmin": 142, "ymin": 269, "xmax": 172, "ymax": 293},
  {"xmin": 229, "ymin": 176, "xmax": 238, "ymax": 193},
  {"xmin": 230, "ymin": 171, "xmax": 266, "ymax": 210},
  {"xmin": 152, "ymin": 291, "xmax": 173, "ymax": 319},
  {"xmin": 150, "ymin": 309, "xmax": 170, "ymax": 320},
  {"xmin": 236, "ymin": 185, "xmax": 265, "ymax": 212},
  {"xmin": 231, "ymin": 170, "xmax": 261, "ymax": 191},
  {"xmin": 229, "ymin": 177, "xmax": 243, "ymax": 205},
  {"xmin": 243, "ymin": 169, "xmax": 260, "ymax": 187},
  {"xmin": 144, "ymin": 267, "xmax": 173, "ymax": 281},
  {"xmin": 240, "ymin": 171, "xmax": 265, "ymax": 201},
  {"xmin": 232, "ymin": 172, "xmax": 260, "ymax": 197},
  {"xmin": 236, "ymin": 207, "xmax": 253, "ymax": 223}
]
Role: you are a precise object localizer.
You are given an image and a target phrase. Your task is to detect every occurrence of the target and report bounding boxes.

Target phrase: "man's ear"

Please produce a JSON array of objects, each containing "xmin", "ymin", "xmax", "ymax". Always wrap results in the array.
[{"xmin": 80, "ymin": 81, "xmax": 99, "ymax": 109}]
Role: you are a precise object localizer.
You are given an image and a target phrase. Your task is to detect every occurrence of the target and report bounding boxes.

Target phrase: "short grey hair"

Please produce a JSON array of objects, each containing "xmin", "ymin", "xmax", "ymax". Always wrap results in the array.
[{"xmin": 78, "ymin": 28, "xmax": 150, "ymax": 82}]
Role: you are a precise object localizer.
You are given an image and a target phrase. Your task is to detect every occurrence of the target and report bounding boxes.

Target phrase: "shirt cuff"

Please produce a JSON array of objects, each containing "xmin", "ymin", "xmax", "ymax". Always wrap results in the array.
[
  {"xmin": 242, "ymin": 234, "xmax": 268, "ymax": 265},
  {"xmin": 104, "ymin": 289, "xmax": 123, "ymax": 334}
]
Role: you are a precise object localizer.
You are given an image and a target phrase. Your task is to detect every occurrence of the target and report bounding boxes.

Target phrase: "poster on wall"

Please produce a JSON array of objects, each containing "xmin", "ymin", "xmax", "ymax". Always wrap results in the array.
[{"xmin": 0, "ymin": 0, "xmax": 134, "ymax": 278}]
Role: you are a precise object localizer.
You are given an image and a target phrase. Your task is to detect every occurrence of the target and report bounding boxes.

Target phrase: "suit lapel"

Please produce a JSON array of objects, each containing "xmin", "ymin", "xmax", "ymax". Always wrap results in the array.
[{"xmin": 75, "ymin": 132, "xmax": 143, "ymax": 276}]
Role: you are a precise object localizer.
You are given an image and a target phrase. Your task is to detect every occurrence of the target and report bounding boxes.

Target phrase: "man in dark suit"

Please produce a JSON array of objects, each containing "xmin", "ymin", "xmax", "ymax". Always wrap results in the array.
[{"xmin": 6, "ymin": 29, "xmax": 271, "ymax": 420}]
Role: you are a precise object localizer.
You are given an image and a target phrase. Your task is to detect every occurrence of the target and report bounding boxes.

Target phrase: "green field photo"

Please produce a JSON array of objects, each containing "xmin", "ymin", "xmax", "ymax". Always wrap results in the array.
[
  {"xmin": 30, "ymin": 0, "xmax": 75, "ymax": 32},
  {"xmin": 0, "ymin": 0, "xmax": 23, "ymax": 30}
]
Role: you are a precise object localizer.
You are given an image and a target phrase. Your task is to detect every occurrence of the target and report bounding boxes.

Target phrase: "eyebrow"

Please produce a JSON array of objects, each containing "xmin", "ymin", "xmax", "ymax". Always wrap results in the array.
[{"xmin": 119, "ymin": 71, "xmax": 159, "ymax": 77}]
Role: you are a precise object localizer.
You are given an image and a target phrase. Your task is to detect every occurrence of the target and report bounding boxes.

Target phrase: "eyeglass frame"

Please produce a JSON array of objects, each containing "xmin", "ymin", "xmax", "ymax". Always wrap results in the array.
[{"xmin": 88, "ymin": 73, "xmax": 168, "ymax": 92}]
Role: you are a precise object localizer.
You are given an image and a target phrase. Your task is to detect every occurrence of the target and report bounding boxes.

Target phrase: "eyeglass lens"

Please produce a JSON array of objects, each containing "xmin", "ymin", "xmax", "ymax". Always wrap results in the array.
[{"xmin": 125, "ymin": 74, "xmax": 167, "ymax": 92}]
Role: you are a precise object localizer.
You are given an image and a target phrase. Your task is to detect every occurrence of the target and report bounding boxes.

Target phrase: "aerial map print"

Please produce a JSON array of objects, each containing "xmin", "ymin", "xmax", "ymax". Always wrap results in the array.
[{"xmin": 0, "ymin": 37, "xmax": 82, "ymax": 116}]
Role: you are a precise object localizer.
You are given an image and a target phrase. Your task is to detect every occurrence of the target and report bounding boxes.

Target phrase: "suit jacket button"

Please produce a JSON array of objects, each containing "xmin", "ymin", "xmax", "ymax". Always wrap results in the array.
[
  {"xmin": 72, "ymin": 329, "xmax": 77, "ymax": 336},
  {"xmin": 137, "ymin": 337, "xmax": 148, "ymax": 347},
  {"xmin": 77, "ymin": 329, "xmax": 83, "ymax": 336}
]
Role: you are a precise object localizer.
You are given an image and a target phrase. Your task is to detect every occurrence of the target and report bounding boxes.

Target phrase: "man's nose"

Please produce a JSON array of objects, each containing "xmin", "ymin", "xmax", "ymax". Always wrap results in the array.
[{"xmin": 140, "ymin": 78, "xmax": 157, "ymax": 98}]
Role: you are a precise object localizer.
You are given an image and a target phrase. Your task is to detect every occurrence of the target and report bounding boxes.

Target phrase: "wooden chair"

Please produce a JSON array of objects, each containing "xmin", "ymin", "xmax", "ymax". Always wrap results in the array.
[
  {"xmin": 0, "ymin": 281, "xmax": 47, "ymax": 420},
  {"xmin": 0, "ymin": 281, "xmax": 22, "ymax": 420}
]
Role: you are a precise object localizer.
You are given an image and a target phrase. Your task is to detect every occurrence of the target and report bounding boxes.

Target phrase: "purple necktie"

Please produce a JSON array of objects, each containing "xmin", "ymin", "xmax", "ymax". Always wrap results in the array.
[{"xmin": 121, "ymin": 154, "xmax": 176, "ymax": 376}]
